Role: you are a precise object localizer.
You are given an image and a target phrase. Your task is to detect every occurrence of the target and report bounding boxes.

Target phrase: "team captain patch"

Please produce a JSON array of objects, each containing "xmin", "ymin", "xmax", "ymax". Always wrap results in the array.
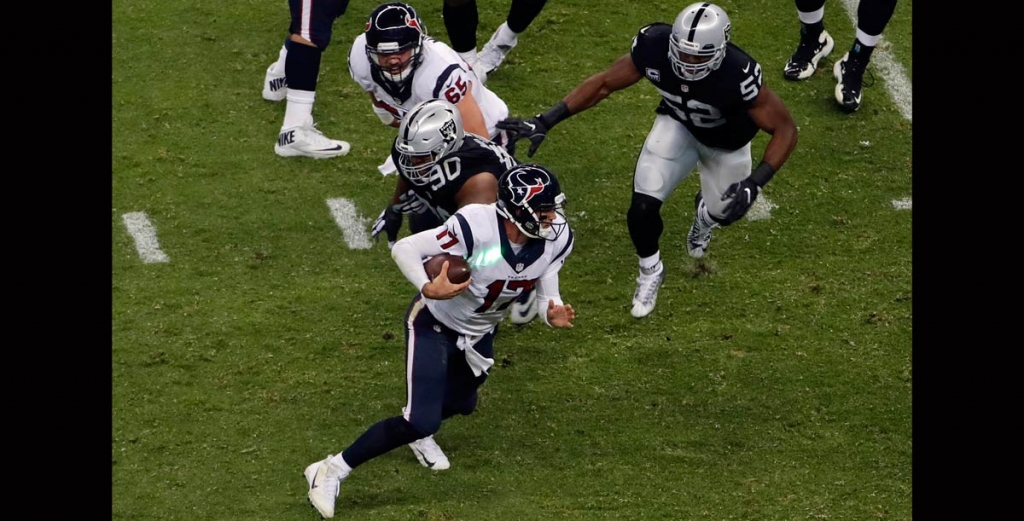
[{"xmin": 645, "ymin": 67, "xmax": 660, "ymax": 82}]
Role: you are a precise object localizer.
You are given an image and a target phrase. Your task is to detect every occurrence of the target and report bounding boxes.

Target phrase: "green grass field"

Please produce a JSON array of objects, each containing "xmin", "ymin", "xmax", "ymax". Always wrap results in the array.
[{"xmin": 113, "ymin": 1, "xmax": 912, "ymax": 519}]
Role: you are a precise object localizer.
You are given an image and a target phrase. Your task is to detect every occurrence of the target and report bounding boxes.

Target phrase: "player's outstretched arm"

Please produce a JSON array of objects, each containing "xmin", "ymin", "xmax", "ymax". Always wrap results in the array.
[
  {"xmin": 545, "ymin": 299, "xmax": 575, "ymax": 328},
  {"xmin": 562, "ymin": 53, "xmax": 645, "ymax": 115},
  {"xmin": 536, "ymin": 270, "xmax": 574, "ymax": 328},
  {"xmin": 496, "ymin": 53, "xmax": 643, "ymax": 157}
]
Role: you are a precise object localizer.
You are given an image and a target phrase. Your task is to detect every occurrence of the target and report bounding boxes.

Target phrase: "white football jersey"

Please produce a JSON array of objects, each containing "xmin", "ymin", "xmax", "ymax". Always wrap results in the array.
[
  {"xmin": 424, "ymin": 203, "xmax": 574, "ymax": 336},
  {"xmin": 349, "ymin": 34, "xmax": 509, "ymax": 140}
]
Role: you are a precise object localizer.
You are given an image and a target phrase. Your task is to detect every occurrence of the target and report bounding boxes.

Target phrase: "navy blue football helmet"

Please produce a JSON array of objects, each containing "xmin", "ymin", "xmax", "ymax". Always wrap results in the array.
[
  {"xmin": 364, "ymin": 2, "xmax": 426, "ymax": 85},
  {"xmin": 497, "ymin": 164, "xmax": 567, "ymax": 241}
]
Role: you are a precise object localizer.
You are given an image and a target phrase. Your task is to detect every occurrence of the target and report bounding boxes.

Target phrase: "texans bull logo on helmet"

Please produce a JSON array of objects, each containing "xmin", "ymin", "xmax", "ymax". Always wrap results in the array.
[
  {"xmin": 506, "ymin": 169, "xmax": 551, "ymax": 207},
  {"xmin": 497, "ymin": 163, "xmax": 567, "ymax": 241},
  {"xmin": 367, "ymin": 4, "xmax": 422, "ymax": 34}
]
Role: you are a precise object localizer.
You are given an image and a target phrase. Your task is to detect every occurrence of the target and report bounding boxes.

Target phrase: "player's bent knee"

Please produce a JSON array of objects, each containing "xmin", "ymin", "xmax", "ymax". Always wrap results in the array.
[
  {"xmin": 445, "ymin": 394, "xmax": 478, "ymax": 417},
  {"xmin": 292, "ymin": 31, "xmax": 333, "ymax": 50},
  {"xmin": 634, "ymin": 148, "xmax": 679, "ymax": 195},
  {"xmin": 627, "ymin": 192, "xmax": 663, "ymax": 221},
  {"xmin": 384, "ymin": 416, "xmax": 433, "ymax": 445},
  {"xmin": 312, "ymin": 34, "xmax": 333, "ymax": 50},
  {"xmin": 408, "ymin": 415, "xmax": 442, "ymax": 437}
]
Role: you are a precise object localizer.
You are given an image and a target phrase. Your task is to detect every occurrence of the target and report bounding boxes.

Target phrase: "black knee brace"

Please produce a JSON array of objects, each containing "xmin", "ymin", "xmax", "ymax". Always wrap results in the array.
[{"xmin": 627, "ymin": 192, "xmax": 664, "ymax": 258}]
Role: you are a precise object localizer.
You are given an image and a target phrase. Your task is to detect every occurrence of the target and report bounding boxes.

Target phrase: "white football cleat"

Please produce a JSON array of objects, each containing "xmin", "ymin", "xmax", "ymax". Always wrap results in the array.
[
  {"xmin": 686, "ymin": 218, "xmax": 714, "ymax": 259},
  {"xmin": 263, "ymin": 62, "xmax": 287, "ymax": 102},
  {"xmin": 305, "ymin": 455, "xmax": 349, "ymax": 519},
  {"xmin": 408, "ymin": 435, "xmax": 451, "ymax": 470},
  {"xmin": 509, "ymin": 288, "xmax": 539, "ymax": 325},
  {"xmin": 477, "ymin": 23, "xmax": 518, "ymax": 75},
  {"xmin": 275, "ymin": 117, "xmax": 351, "ymax": 159},
  {"xmin": 630, "ymin": 262, "xmax": 665, "ymax": 318}
]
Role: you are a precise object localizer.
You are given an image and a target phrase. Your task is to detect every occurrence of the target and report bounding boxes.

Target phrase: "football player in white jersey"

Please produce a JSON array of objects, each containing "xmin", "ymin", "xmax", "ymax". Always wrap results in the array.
[
  {"xmin": 369, "ymin": 99, "xmax": 542, "ymax": 325},
  {"xmin": 349, "ymin": 2, "xmax": 511, "ymax": 175},
  {"xmin": 304, "ymin": 164, "xmax": 575, "ymax": 519}
]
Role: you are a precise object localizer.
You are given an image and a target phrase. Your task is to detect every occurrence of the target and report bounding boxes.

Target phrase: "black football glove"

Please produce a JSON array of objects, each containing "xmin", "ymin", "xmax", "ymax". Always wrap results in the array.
[
  {"xmin": 371, "ymin": 206, "xmax": 403, "ymax": 249},
  {"xmin": 496, "ymin": 115, "xmax": 549, "ymax": 157},
  {"xmin": 719, "ymin": 177, "xmax": 761, "ymax": 225}
]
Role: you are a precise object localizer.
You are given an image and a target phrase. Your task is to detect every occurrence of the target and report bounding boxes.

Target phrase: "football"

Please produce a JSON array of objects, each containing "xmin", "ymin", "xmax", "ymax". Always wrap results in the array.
[{"xmin": 423, "ymin": 253, "xmax": 471, "ymax": 284}]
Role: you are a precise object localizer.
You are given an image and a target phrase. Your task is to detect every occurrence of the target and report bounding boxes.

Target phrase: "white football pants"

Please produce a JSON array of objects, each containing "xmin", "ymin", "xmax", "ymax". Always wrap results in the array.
[{"xmin": 633, "ymin": 114, "xmax": 751, "ymax": 219}]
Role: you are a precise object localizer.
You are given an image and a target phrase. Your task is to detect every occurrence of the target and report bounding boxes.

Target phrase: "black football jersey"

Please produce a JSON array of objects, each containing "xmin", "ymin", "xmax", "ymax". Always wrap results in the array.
[
  {"xmin": 390, "ymin": 133, "xmax": 516, "ymax": 220},
  {"xmin": 630, "ymin": 23, "xmax": 763, "ymax": 151}
]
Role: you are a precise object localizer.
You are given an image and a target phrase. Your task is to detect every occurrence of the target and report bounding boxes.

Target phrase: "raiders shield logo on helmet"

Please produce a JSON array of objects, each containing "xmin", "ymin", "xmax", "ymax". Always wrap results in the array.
[{"xmin": 439, "ymin": 118, "xmax": 457, "ymax": 142}]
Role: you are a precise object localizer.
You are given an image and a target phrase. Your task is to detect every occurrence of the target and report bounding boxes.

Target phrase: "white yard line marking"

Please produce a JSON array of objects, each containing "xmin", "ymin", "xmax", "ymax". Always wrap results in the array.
[
  {"xmin": 746, "ymin": 195, "xmax": 777, "ymax": 222},
  {"xmin": 838, "ymin": 0, "xmax": 912, "ymax": 121},
  {"xmin": 122, "ymin": 212, "xmax": 170, "ymax": 263},
  {"xmin": 326, "ymin": 198, "xmax": 372, "ymax": 250},
  {"xmin": 891, "ymin": 197, "xmax": 912, "ymax": 210}
]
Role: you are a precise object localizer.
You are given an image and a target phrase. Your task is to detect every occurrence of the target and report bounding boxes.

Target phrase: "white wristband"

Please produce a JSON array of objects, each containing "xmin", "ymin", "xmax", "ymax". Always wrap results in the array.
[{"xmin": 372, "ymin": 104, "xmax": 396, "ymax": 126}]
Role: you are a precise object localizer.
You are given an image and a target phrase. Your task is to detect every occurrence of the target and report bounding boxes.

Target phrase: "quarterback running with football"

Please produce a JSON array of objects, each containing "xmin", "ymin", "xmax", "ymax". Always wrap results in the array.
[
  {"xmin": 304, "ymin": 164, "xmax": 575, "ymax": 518},
  {"xmin": 498, "ymin": 2, "xmax": 798, "ymax": 319},
  {"xmin": 370, "ymin": 98, "xmax": 548, "ymax": 325}
]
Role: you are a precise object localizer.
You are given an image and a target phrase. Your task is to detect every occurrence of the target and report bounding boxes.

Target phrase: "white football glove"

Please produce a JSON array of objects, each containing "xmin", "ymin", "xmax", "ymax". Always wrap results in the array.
[{"xmin": 392, "ymin": 189, "xmax": 429, "ymax": 215}]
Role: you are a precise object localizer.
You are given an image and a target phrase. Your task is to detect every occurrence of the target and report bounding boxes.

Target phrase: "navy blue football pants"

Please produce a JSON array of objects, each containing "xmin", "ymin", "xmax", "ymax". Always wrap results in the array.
[{"xmin": 340, "ymin": 295, "xmax": 495, "ymax": 468}]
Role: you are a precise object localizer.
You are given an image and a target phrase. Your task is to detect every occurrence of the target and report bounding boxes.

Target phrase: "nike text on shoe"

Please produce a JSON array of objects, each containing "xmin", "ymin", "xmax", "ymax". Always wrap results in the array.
[
  {"xmin": 477, "ymin": 29, "xmax": 517, "ymax": 74},
  {"xmin": 263, "ymin": 63, "xmax": 287, "ymax": 101},
  {"xmin": 510, "ymin": 287, "xmax": 539, "ymax": 325},
  {"xmin": 783, "ymin": 30, "xmax": 834, "ymax": 81},
  {"xmin": 408, "ymin": 435, "xmax": 451, "ymax": 470},
  {"xmin": 275, "ymin": 116, "xmax": 351, "ymax": 159},
  {"xmin": 833, "ymin": 53, "xmax": 864, "ymax": 113},
  {"xmin": 305, "ymin": 455, "xmax": 348, "ymax": 519},
  {"xmin": 631, "ymin": 262, "xmax": 665, "ymax": 318}
]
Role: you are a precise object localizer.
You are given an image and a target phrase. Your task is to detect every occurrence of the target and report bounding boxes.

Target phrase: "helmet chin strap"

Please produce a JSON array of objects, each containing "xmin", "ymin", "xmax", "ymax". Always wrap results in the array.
[{"xmin": 497, "ymin": 202, "xmax": 540, "ymax": 241}]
